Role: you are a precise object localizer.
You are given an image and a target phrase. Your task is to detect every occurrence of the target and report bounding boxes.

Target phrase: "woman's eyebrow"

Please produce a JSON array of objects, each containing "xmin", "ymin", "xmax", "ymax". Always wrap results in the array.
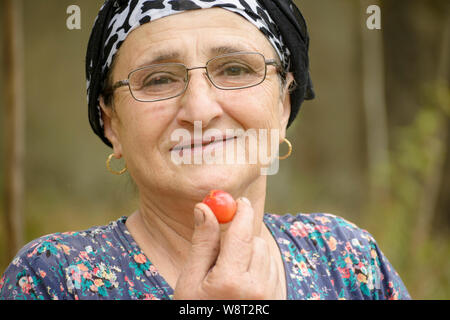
[
  {"xmin": 210, "ymin": 45, "xmax": 251, "ymax": 55},
  {"xmin": 135, "ymin": 51, "xmax": 180, "ymax": 69},
  {"xmin": 135, "ymin": 45, "xmax": 252, "ymax": 69}
]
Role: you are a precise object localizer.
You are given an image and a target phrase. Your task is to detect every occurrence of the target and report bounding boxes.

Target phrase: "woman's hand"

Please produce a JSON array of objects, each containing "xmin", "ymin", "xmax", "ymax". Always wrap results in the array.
[{"xmin": 173, "ymin": 198, "xmax": 284, "ymax": 300}]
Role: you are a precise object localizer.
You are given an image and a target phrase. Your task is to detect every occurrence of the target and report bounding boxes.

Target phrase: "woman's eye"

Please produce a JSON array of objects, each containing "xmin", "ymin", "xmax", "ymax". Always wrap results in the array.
[
  {"xmin": 145, "ymin": 75, "xmax": 173, "ymax": 86},
  {"xmin": 223, "ymin": 65, "xmax": 252, "ymax": 76}
]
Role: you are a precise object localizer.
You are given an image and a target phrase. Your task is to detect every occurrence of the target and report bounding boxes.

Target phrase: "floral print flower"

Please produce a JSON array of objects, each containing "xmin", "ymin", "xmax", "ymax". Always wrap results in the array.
[{"xmin": 134, "ymin": 253, "xmax": 147, "ymax": 264}]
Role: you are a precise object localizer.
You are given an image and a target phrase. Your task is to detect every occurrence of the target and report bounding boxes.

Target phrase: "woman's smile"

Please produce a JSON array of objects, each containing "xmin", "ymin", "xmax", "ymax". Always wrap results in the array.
[{"xmin": 170, "ymin": 135, "xmax": 238, "ymax": 158}]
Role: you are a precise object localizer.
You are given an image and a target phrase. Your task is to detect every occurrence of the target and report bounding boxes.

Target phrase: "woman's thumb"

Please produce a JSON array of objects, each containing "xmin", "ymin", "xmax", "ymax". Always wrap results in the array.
[
  {"xmin": 175, "ymin": 203, "xmax": 220, "ymax": 295},
  {"xmin": 190, "ymin": 203, "xmax": 221, "ymax": 271}
]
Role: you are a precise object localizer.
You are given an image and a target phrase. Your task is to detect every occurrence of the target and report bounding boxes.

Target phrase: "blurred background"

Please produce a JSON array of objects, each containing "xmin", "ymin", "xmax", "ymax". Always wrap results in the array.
[{"xmin": 1, "ymin": 0, "xmax": 449, "ymax": 299}]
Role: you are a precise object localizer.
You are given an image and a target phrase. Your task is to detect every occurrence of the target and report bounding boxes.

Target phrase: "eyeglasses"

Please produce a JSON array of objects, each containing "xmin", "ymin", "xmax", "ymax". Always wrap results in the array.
[{"xmin": 106, "ymin": 52, "xmax": 284, "ymax": 103}]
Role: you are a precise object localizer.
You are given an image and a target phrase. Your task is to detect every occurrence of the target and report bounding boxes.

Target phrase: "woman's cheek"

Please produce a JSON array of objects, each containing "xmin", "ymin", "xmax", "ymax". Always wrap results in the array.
[{"xmin": 220, "ymin": 86, "xmax": 278, "ymax": 129}]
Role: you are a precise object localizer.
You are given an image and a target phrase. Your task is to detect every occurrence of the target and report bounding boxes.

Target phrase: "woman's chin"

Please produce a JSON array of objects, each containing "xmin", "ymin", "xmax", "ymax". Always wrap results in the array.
[{"xmin": 181, "ymin": 163, "xmax": 259, "ymax": 195}]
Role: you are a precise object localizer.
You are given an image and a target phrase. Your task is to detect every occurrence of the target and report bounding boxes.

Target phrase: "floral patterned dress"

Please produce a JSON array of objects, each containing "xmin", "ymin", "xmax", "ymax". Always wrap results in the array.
[{"xmin": 0, "ymin": 213, "xmax": 411, "ymax": 300}]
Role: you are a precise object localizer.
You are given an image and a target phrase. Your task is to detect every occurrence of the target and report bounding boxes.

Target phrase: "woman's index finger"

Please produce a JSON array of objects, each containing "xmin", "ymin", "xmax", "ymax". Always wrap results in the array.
[{"xmin": 216, "ymin": 197, "xmax": 256, "ymax": 272}]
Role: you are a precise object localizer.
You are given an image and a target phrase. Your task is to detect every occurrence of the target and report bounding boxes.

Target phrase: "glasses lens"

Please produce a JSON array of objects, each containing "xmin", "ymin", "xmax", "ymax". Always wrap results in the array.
[
  {"xmin": 207, "ymin": 53, "xmax": 266, "ymax": 89},
  {"xmin": 129, "ymin": 64, "xmax": 187, "ymax": 102}
]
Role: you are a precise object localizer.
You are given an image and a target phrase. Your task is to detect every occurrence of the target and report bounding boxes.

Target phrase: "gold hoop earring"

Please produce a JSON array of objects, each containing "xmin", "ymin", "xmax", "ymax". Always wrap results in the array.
[
  {"xmin": 278, "ymin": 138, "xmax": 292, "ymax": 160},
  {"xmin": 106, "ymin": 153, "xmax": 127, "ymax": 175}
]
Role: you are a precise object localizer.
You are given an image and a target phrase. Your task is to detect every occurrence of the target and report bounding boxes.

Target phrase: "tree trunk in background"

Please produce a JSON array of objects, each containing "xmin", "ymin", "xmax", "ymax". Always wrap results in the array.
[
  {"xmin": 3, "ymin": 0, "xmax": 25, "ymax": 260},
  {"xmin": 360, "ymin": 0, "xmax": 390, "ymax": 204},
  {"xmin": 413, "ymin": 13, "xmax": 449, "ymax": 247},
  {"xmin": 383, "ymin": 0, "xmax": 450, "ymax": 232},
  {"xmin": 434, "ymin": 5, "xmax": 450, "ymax": 232}
]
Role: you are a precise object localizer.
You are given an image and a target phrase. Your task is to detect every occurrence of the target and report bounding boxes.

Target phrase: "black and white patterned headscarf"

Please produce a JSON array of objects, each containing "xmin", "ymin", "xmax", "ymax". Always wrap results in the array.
[{"xmin": 86, "ymin": 0, "xmax": 314, "ymax": 147}]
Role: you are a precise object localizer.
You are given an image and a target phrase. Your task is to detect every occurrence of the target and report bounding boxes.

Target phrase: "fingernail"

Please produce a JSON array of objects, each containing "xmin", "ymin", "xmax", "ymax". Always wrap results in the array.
[
  {"xmin": 240, "ymin": 197, "xmax": 251, "ymax": 206},
  {"xmin": 194, "ymin": 207, "xmax": 205, "ymax": 227}
]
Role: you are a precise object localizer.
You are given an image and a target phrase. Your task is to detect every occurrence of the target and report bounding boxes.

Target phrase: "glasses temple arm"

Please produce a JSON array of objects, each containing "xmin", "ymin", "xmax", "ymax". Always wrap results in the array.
[
  {"xmin": 102, "ymin": 79, "xmax": 129, "ymax": 97},
  {"xmin": 112, "ymin": 79, "xmax": 129, "ymax": 90},
  {"xmin": 266, "ymin": 59, "xmax": 287, "ymax": 79}
]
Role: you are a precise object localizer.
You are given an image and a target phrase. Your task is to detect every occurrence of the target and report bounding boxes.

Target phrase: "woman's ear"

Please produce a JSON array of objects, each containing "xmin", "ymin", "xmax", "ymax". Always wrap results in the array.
[
  {"xmin": 99, "ymin": 95, "xmax": 123, "ymax": 157},
  {"xmin": 278, "ymin": 72, "xmax": 295, "ymax": 141}
]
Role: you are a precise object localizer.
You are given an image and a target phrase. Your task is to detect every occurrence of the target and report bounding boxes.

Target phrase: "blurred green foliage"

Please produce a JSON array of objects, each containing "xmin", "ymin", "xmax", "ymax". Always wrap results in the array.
[
  {"xmin": 361, "ymin": 83, "xmax": 450, "ymax": 299},
  {"xmin": 1, "ymin": 0, "xmax": 449, "ymax": 299}
]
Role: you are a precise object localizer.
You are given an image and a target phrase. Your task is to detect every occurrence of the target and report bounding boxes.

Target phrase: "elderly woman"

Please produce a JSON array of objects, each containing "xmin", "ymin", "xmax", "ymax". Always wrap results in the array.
[{"xmin": 1, "ymin": 0, "xmax": 410, "ymax": 300}]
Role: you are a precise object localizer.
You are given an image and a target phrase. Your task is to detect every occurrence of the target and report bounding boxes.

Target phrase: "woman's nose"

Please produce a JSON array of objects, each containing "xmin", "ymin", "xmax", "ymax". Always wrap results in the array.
[{"xmin": 176, "ymin": 69, "xmax": 223, "ymax": 128}]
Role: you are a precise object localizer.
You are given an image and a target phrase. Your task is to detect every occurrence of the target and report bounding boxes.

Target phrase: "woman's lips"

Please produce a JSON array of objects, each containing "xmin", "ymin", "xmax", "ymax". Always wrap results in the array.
[{"xmin": 170, "ymin": 135, "xmax": 238, "ymax": 156}]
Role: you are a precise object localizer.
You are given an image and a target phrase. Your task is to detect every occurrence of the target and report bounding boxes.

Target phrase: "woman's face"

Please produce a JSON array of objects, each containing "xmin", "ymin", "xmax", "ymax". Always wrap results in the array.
[{"xmin": 101, "ymin": 8, "xmax": 292, "ymax": 201}]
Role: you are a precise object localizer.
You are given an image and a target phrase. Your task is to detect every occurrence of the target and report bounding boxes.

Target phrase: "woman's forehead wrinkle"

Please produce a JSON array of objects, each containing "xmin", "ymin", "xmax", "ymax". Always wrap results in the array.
[{"xmin": 132, "ymin": 40, "xmax": 262, "ymax": 70}]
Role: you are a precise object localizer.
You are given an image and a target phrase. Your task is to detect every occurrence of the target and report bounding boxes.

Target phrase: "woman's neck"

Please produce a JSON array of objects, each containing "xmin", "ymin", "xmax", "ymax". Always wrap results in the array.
[{"xmin": 125, "ymin": 175, "xmax": 268, "ymax": 286}]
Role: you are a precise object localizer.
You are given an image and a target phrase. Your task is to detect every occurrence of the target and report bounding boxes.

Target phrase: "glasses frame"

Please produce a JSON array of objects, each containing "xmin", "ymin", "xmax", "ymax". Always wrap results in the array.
[{"xmin": 107, "ymin": 52, "xmax": 284, "ymax": 103}]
